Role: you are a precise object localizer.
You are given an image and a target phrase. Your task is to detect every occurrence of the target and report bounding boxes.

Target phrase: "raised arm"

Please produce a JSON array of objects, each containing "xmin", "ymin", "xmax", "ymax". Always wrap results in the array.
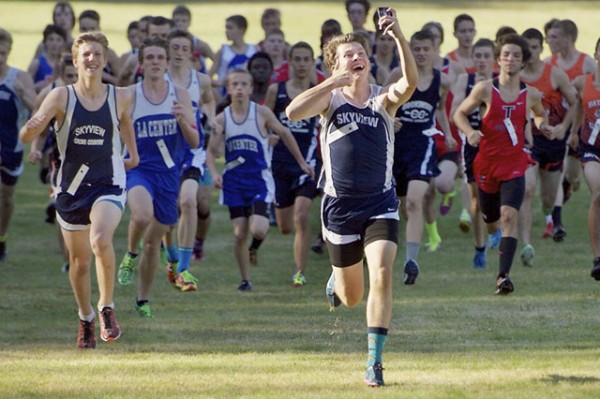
[
  {"xmin": 19, "ymin": 86, "xmax": 66, "ymax": 144},
  {"xmin": 285, "ymin": 77, "xmax": 337, "ymax": 121},
  {"xmin": 378, "ymin": 9, "xmax": 418, "ymax": 114}
]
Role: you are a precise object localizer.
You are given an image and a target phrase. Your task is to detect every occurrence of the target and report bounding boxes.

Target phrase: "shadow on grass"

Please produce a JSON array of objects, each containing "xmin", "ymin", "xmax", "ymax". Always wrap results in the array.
[{"xmin": 543, "ymin": 374, "xmax": 600, "ymax": 384}]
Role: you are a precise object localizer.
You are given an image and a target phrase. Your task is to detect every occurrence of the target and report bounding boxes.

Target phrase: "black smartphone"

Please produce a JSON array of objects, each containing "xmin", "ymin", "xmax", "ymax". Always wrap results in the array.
[{"xmin": 377, "ymin": 7, "xmax": 391, "ymax": 19}]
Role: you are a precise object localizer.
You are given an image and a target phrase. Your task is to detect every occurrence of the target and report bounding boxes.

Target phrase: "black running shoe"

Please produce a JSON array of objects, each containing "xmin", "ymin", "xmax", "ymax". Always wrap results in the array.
[
  {"xmin": 591, "ymin": 258, "xmax": 600, "ymax": 281},
  {"xmin": 363, "ymin": 362, "xmax": 384, "ymax": 387},
  {"xmin": 238, "ymin": 280, "xmax": 253, "ymax": 292},
  {"xmin": 403, "ymin": 259, "xmax": 419, "ymax": 285},
  {"xmin": 495, "ymin": 276, "xmax": 514, "ymax": 295},
  {"xmin": 311, "ymin": 236, "xmax": 326, "ymax": 255},
  {"xmin": 552, "ymin": 224, "xmax": 567, "ymax": 242}
]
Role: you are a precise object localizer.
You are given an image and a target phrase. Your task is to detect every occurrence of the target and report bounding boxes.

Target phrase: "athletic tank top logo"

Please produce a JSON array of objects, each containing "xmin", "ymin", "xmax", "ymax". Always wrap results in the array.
[
  {"xmin": 335, "ymin": 111, "xmax": 379, "ymax": 128},
  {"xmin": 135, "ymin": 118, "xmax": 178, "ymax": 138},
  {"xmin": 73, "ymin": 125, "xmax": 107, "ymax": 145},
  {"xmin": 226, "ymin": 138, "xmax": 259, "ymax": 152},
  {"xmin": 502, "ymin": 105, "xmax": 516, "ymax": 119}
]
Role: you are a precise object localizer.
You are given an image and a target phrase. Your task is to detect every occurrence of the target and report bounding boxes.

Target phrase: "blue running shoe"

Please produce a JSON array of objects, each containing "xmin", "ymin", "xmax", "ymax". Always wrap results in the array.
[
  {"xmin": 238, "ymin": 280, "xmax": 253, "ymax": 292},
  {"xmin": 363, "ymin": 362, "xmax": 384, "ymax": 387},
  {"xmin": 403, "ymin": 259, "xmax": 419, "ymax": 285},
  {"xmin": 473, "ymin": 248, "xmax": 486, "ymax": 269},
  {"xmin": 326, "ymin": 271, "xmax": 341, "ymax": 310},
  {"xmin": 488, "ymin": 229, "xmax": 502, "ymax": 250}
]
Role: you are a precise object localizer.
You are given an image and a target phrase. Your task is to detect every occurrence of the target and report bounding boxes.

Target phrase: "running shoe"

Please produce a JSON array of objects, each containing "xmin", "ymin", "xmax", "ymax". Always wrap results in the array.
[
  {"xmin": 238, "ymin": 280, "xmax": 253, "ymax": 292},
  {"xmin": 326, "ymin": 271, "xmax": 341, "ymax": 310},
  {"xmin": 249, "ymin": 249, "xmax": 258, "ymax": 266},
  {"xmin": 473, "ymin": 248, "xmax": 486, "ymax": 269},
  {"xmin": 175, "ymin": 270, "xmax": 198, "ymax": 292},
  {"xmin": 424, "ymin": 236, "xmax": 442, "ymax": 253},
  {"xmin": 192, "ymin": 239, "xmax": 204, "ymax": 262},
  {"xmin": 363, "ymin": 362, "xmax": 384, "ymax": 387},
  {"xmin": 591, "ymin": 258, "xmax": 600, "ymax": 281},
  {"xmin": 495, "ymin": 276, "xmax": 514, "ymax": 295},
  {"xmin": 552, "ymin": 224, "xmax": 567, "ymax": 242},
  {"xmin": 291, "ymin": 271, "xmax": 306, "ymax": 287},
  {"xmin": 99, "ymin": 307, "xmax": 121, "ymax": 342},
  {"xmin": 311, "ymin": 236, "xmax": 326, "ymax": 255},
  {"xmin": 542, "ymin": 220, "xmax": 554, "ymax": 238},
  {"xmin": 77, "ymin": 318, "xmax": 96, "ymax": 349},
  {"xmin": 439, "ymin": 190, "xmax": 456, "ymax": 216},
  {"xmin": 459, "ymin": 208, "xmax": 471, "ymax": 233},
  {"xmin": 135, "ymin": 301, "xmax": 154, "ymax": 318},
  {"xmin": 403, "ymin": 259, "xmax": 419, "ymax": 285},
  {"xmin": 520, "ymin": 244, "xmax": 535, "ymax": 267},
  {"xmin": 166, "ymin": 261, "xmax": 178, "ymax": 285},
  {"xmin": 488, "ymin": 229, "xmax": 502, "ymax": 250},
  {"xmin": 117, "ymin": 253, "xmax": 137, "ymax": 286}
]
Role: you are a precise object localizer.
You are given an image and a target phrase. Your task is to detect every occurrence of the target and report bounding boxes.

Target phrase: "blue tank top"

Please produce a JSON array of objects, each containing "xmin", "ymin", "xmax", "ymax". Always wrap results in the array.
[
  {"xmin": 0, "ymin": 68, "xmax": 27, "ymax": 153},
  {"xmin": 130, "ymin": 81, "xmax": 185, "ymax": 173},
  {"xmin": 271, "ymin": 82, "xmax": 318, "ymax": 170},
  {"xmin": 34, "ymin": 55, "xmax": 54, "ymax": 84},
  {"xmin": 55, "ymin": 84, "xmax": 125, "ymax": 193},
  {"xmin": 396, "ymin": 69, "xmax": 441, "ymax": 137},
  {"xmin": 223, "ymin": 101, "xmax": 271, "ymax": 174},
  {"xmin": 319, "ymin": 85, "xmax": 395, "ymax": 198}
]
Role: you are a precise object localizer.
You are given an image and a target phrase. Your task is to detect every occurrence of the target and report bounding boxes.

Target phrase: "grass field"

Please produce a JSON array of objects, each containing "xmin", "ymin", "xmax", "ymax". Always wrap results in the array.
[
  {"xmin": 2, "ymin": 1, "xmax": 600, "ymax": 71},
  {"xmin": 2, "ymin": 1, "xmax": 600, "ymax": 398}
]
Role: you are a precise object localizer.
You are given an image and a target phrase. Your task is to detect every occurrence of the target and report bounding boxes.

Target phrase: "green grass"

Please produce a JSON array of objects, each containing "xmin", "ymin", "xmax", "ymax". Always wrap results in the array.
[{"xmin": 2, "ymin": 1, "xmax": 600, "ymax": 398}]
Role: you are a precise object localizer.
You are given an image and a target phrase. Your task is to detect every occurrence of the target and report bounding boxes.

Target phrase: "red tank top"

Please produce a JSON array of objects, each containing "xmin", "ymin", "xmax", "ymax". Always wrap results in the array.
[
  {"xmin": 480, "ymin": 80, "xmax": 528, "ymax": 158},
  {"xmin": 550, "ymin": 52, "xmax": 586, "ymax": 81},
  {"xmin": 523, "ymin": 63, "xmax": 567, "ymax": 135},
  {"xmin": 580, "ymin": 74, "xmax": 600, "ymax": 149},
  {"xmin": 448, "ymin": 50, "xmax": 475, "ymax": 74}
]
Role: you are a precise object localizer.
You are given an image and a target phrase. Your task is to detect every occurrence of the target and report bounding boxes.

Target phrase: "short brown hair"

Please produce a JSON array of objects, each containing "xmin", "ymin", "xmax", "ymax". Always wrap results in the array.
[
  {"xmin": 138, "ymin": 36, "xmax": 169, "ymax": 63},
  {"xmin": 71, "ymin": 31, "xmax": 109, "ymax": 59},
  {"xmin": 323, "ymin": 32, "xmax": 369, "ymax": 72}
]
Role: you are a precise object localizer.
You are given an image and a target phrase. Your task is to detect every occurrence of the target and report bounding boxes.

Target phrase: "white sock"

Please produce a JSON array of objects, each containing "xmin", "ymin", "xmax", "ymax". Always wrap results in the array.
[
  {"xmin": 79, "ymin": 309, "xmax": 96, "ymax": 322},
  {"xmin": 98, "ymin": 302, "xmax": 114, "ymax": 312},
  {"xmin": 545, "ymin": 214, "xmax": 552, "ymax": 223}
]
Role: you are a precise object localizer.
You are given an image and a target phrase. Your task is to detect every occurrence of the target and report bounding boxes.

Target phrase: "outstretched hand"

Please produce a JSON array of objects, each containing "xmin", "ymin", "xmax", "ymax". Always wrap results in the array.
[{"xmin": 378, "ymin": 8, "xmax": 403, "ymax": 39}]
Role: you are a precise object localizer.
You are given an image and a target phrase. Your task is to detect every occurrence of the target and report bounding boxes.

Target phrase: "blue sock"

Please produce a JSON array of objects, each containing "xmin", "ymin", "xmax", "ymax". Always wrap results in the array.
[
  {"xmin": 367, "ymin": 327, "xmax": 388, "ymax": 367},
  {"xmin": 166, "ymin": 245, "xmax": 179, "ymax": 263},
  {"xmin": 177, "ymin": 247, "xmax": 193, "ymax": 273}
]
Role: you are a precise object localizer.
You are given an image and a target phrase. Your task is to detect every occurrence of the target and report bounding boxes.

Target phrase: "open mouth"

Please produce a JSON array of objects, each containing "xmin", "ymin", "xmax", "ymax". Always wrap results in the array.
[{"xmin": 352, "ymin": 65, "xmax": 365, "ymax": 72}]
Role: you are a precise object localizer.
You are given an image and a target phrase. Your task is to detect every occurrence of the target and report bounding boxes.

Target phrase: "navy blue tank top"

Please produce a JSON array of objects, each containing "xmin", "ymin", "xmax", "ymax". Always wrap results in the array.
[
  {"xmin": 396, "ymin": 69, "xmax": 441, "ymax": 137},
  {"xmin": 272, "ymin": 81, "xmax": 318, "ymax": 169}
]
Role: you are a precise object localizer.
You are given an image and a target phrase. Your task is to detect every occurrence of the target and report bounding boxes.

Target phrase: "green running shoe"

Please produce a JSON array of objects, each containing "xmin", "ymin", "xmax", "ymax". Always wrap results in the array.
[
  {"xmin": 175, "ymin": 270, "xmax": 199, "ymax": 292},
  {"xmin": 135, "ymin": 301, "xmax": 154, "ymax": 318},
  {"xmin": 291, "ymin": 271, "xmax": 306, "ymax": 287},
  {"xmin": 118, "ymin": 253, "xmax": 138, "ymax": 286}
]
